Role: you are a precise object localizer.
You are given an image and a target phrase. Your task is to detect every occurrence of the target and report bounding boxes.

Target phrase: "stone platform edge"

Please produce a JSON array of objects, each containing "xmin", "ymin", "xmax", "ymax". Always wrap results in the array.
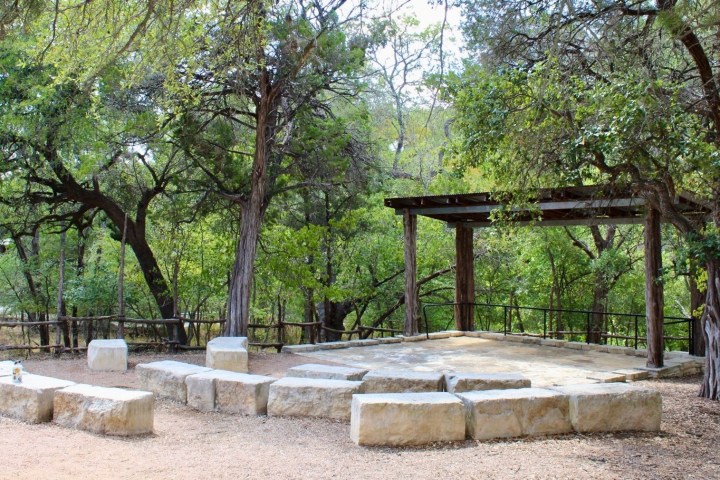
[{"xmin": 280, "ymin": 330, "xmax": 704, "ymax": 378}]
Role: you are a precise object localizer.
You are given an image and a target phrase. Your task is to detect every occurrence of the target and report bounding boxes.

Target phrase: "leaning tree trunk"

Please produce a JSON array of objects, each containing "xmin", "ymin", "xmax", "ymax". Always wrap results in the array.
[{"xmin": 700, "ymin": 257, "xmax": 720, "ymax": 399}]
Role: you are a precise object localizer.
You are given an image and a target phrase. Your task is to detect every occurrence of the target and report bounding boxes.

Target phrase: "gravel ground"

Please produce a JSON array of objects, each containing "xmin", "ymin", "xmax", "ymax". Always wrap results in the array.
[{"xmin": 0, "ymin": 352, "xmax": 718, "ymax": 480}]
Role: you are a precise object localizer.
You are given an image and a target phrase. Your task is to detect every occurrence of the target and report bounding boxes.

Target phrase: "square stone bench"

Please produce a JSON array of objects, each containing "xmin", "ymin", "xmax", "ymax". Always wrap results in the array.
[
  {"xmin": 206, "ymin": 337, "xmax": 249, "ymax": 373},
  {"xmin": 0, "ymin": 361, "xmax": 14, "ymax": 376},
  {"xmin": 0, "ymin": 374, "xmax": 75, "ymax": 423},
  {"xmin": 552, "ymin": 383, "xmax": 662, "ymax": 433},
  {"xmin": 362, "ymin": 369, "xmax": 444, "ymax": 393},
  {"xmin": 267, "ymin": 377, "xmax": 363, "ymax": 421},
  {"xmin": 285, "ymin": 363, "xmax": 368, "ymax": 381},
  {"xmin": 445, "ymin": 372, "xmax": 531, "ymax": 393},
  {"xmin": 53, "ymin": 384, "xmax": 154, "ymax": 436},
  {"xmin": 185, "ymin": 370, "xmax": 276, "ymax": 414},
  {"xmin": 136, "ymin": 361, "xmax": 212, "ymax": 403},
  {"xmin": 87, "ymin": 339, "xmax": 128, "ymax": 371},
  {"xmin": 456, "ymin": 388, "xmax": 571, "ymax": 440},
  {"xmin": 350, "ymin": 392, "xmax": 466, "ymax": 446}
]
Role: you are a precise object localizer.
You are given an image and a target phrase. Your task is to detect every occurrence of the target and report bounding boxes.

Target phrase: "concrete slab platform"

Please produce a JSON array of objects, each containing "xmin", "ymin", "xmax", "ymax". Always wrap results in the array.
[{"xmin": 298, "ymin": 337, "xmax": 651, "ymax": 387}]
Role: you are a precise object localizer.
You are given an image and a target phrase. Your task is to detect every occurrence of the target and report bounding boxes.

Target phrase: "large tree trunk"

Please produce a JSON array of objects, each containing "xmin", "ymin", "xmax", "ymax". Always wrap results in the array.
[
  {"xmin": 225, "ymin": 87, "xmax": 274, "ymax": 337},
  {"xmin": 700, "ymin": 258, "xmax": 720, "ymax": 399},
  {"xmin": 588, "ymin": 279, "xmax": 609, "ymax": 344},
  {"xmin": 689, "ymin": 265, "xmax": 706, "ymax": 356}
]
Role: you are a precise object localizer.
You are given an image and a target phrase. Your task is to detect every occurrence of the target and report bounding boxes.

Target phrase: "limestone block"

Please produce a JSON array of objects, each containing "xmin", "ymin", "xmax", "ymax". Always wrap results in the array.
[
  {"xmin": 375, "ymin": 337, "xmax": 403, "ymax": 344},
  {"xmin": 350, "ymin": 392, "xmax": 466, "ymax": 446},
  {"xmin": 267, "ymin": 377, "xmax": 363, "ymax": 420},
  {"xmin": 0, "ymin": 361, "xmax": 13, "ymax": 376},
  {"xmin": 427, "ymin": 332, "xmax": 452, "ymax": 340},
  {"xmin": 584, "ymin": 344, "xmax": 609, "ymax": 353},
  {"xmin": 605, "ymin": 345, "xmax": 629, "ymax": 355},
  {"xmin": 362, "ymin": 369, "xmax": 444, "ymax": 393},
  {"xmin": 317, "ymin": 341, "xmax": 353, "ymax": 350},
  {"xmin": 216, "ymin": 372, "xmax": 276, "ymax": 415},
  {"xmin": 136, "ymin": 361, "xmax": 212, "ymax": 403},
  {"xmin": 503, "ymin": 335, "xmax": 524, "ymax": 343},
  {"xmin": 539, "ymin": 339, "xmax": 565, "ymax": 347},
  {"xmin": 586, "ymin": 372, "xmax": 627, "ymax": 383},
  {"xmin": 457, "ymin": 388, "xmax": 571, "ymax": 440},
  {"xmin": 446, "ymin": 330, "xmax": 465, "ymax": 337},
  {"xmin": 552, "ymin": 383, "xmax": 661, "ymax": 433},
  {"xmin": 206, "ymin": 337, "xmax": 248, "ymax": 373},
  {"xmin": 400, "ymin": 335, "xmax": 427, "ymax": 343},
  {"xmin": 87, "ymin": 339, "xmax": 128, "ymax": 371},
  {"xmin": 346, "ymin": 339, "xmax": 380, "ymax": 347},
  {"xmin": 185, "ymin": 370, "xmax": 275, "ymax": 414},
  {"xmin": 53, "ymin": 384, "xmax": 153, "ymax": 435},
  {"xmin": 286, "ymin": 363, "xmax": 368, "ymax": 381},
  {"xmin": 281, "ymin": 344, "xmax": 320, "ymax": 354},
  {"xmin": 463, "ymin": 331, "xmax": 484, "ymax": 338},
  {"xmin": 0, "ymin": 374, "xmax": 75, "ymax": 423},
  {"xmin": 445, "ymin": 372, "xmax": 530, "ymax": 393},
  {"xmin": 612, "ymin": 369, "xmax": 649, "ymax": 381},
  {"xmin": 564, "ymin": 342, "xmax": 584, "ymax": 350}
]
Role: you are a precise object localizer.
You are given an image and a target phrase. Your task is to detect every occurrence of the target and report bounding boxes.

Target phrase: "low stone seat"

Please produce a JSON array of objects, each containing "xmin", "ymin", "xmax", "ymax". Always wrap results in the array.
[
  {"xmin": 350, "ymin": 392, "xmax": 466, "ymax": 446},
  {"xmin": 285, "ymin": 363, "xmax": 368, "ymax": 381},
  {"xmin": 267, "ymin": 377, "xmax": 363, "ymax": 420},
  {"xmin": 136, "ymin": 360, "xmax": 212, "ymax": 403},
  {"xmin": 206, "ymin": 337, "xmax": 249, "ymax": 373},
  {"xmin": 87, "ymin": 339, "xmax": 128, "ymax": 371},
  {"xmin": 0, "ymin": 361, "xmax": 13, "ymax": 376},
  {"xmin": 0, "ymin": 374, "xmax": 75, "ymax": 423},
  {"xmin": 456, "ymin": 388, "xmax": 571, "ymax": 440},
  {"xmin": 361, "ymin": 369, "xmax": 444, "ymax": 393},
  {"xmin": 185, "ymin": 370, "xmax": 276, "ymax": 414},
  {"xmin": 53, "ymin": 384, "xmax": 154, "ymax": 435},
  {"xmin": 445, "ymin": 372, "xmax": 531, "ymax": 393},
  {"xmin": 552, "ymin": 383, "xmax": 661, "ymax": 433}
]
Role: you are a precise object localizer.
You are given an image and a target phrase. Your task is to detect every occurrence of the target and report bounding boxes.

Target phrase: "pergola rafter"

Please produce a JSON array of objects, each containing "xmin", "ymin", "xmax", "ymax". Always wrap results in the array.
[{"xmin": 385, "ymin": 185, "xmax": 711, "ymax": 368}]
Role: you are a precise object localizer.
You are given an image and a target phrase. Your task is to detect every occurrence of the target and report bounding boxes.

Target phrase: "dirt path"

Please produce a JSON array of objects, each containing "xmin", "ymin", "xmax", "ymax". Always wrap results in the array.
[{"xmin": 1, "ymin": 353, "xmax": 718, "ymax": 479}]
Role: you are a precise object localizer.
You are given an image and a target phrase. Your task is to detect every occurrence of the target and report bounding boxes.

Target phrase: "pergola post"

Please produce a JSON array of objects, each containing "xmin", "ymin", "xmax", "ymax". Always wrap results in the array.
[
  {"xmin": 403, "ymin": 209, "xmax": 419, "ymax": 336},
  {"xmin": 454, "ymin": 224, "xmax": 475, "ymax": 331},
  {"xmin": 644, "ymin": 207, "xmax": 664, "ymax": 368}
]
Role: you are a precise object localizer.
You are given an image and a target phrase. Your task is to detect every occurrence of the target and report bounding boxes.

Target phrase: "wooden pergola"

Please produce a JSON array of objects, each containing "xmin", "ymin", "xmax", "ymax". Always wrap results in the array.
[{"xmin": 385, "ymin": 185, "xmax": 711, "ymax": 368}]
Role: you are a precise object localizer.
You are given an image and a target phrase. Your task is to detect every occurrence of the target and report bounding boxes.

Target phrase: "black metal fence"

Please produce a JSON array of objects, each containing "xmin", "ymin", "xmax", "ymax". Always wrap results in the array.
[{"xmin": 422, "ymin": 302, "xmax": 695, "ymax": 353}]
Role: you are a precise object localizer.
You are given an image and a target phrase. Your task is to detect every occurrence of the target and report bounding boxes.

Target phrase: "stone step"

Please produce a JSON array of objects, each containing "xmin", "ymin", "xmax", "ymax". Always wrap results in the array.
[
  {"xmin": 267, "ymin": 377, "xmax": 363, "ymax": 420},
  {"xmin": 552, "ymin": 383, "xmax": 661, "ymax": 433},
  {"xmin": 445, "ymin": 372, "xmax": 530, "ymax": 393},
  {"xmin": 136, "ymin": 361, "xmax": 212, "ymax": 403},
  {"xmin": 456, "ymin": 387, "xmax": 572, "ymax": 440},
  {"xmin": 362, "ymin": 369, "xmax": 445, "ymax": 393},
  {"xmin": 206, "ymin": 337, "xmax": 249, "ymax": 373},
  {"xmin": 285, "ymin": 363, "xmax": 368, "ymax": 381},
  {"xmin": 350, "ymin": 392, "xmax": 465, "ymax": 446},
  {"xmin": 185, "ymin": 370, "xmax": 276, "ymax": 414},
  {"xmin": 53, "ymin": 384, "xmax": 154, "ymax": 436},
  {"xmin": 0, "ymin": 374, "xmax": 75, "ymax": 423},
  {"xmin": 87, "ymin": 339, "xmax": 128, "ymax": 371}
]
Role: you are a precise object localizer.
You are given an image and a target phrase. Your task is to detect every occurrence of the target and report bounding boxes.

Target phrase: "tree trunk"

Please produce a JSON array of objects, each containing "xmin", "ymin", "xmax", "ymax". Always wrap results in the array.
[
  {"xmin": 589, "ymin": 278, "xmax": 609, "ymax": 344},
  {"xmin": 689, "ymin": 265, "xmax": 706, "ymax": 356},
  {"xmin": 645, "ymin": 207, "xmax": 664, "ymax": 368},
  {"xmin": 225, "ymin": 89, "xmax": 273, "ymax": 337},
  {"xmin": 699, "ymin": 256, "xmax": 720, "ymax": 398}
]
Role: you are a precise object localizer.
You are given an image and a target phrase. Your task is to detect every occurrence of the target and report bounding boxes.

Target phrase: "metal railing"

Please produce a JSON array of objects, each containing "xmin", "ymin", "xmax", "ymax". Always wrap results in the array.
[{"xmin": 421, "ymin": 302, "xmax": 694, "ymax": 353}]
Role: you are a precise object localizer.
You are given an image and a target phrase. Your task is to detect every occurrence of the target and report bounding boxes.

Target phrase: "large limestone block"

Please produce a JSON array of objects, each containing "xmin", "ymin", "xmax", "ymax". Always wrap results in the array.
[
  {"xmin": 552, "ymin": 383, "xmax": 661, "ymax": 433},
  {"xmin": 350, "ymin": 392, "xmax": 466, "ymax": 446},
  {"xmin": 136, "ymin": 361, "xmax": 212, "ymax": 403},
  {"xmin": 185, "ymin": 370, "xmax": 275, "ymax": 414},
  {"xmin": 457, "ymin": 388, "xmax": 571, "ymax": 440},
  {"xmin": 362, "ymin": 369, "xmax": 444, "ymax": 393},
  {"xmin": 0, "ymin": 374, "xmax": 75, "ymax": 423},
  {"xmin": 267, "ymin": 377, "xmax": 363, "ymax": 420},
  {"xmin": 286, "ymin": 363, "xmax": 368, "ymax": 381},
  {"xmin": 53, "ymin": 384, "xmax": 154, "ymax": 435},
  {"xmin": 206, "ymin": 337, "xmax": 249, "ymax": 373},
  {"xmin": 445, "ymin": 372, "xmax": 530, "ymax": 393},
  {"xmin": 87, "ymin": 339, "xmax": 128, "ymax": 371},
  {"xmin": 216, "ymin": 372, "xmax": 276, "ymax": 415},
  {"xmin": 0, "ymin": 361, "xmax": 13, "ymax": 376}
]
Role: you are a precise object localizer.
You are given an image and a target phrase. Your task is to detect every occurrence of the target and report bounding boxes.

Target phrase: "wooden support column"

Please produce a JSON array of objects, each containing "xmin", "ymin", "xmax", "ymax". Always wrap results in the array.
[
  {"xmin": 403, "ymin": 209, "xmax": 419, "ymax": 336},
  {"xmin": 644, "ymin": 207, "xmax": 664, "ymax": 368},
  {"xmin": 455, "ymin": 224, "xmax": 475, "ymax": 331}
]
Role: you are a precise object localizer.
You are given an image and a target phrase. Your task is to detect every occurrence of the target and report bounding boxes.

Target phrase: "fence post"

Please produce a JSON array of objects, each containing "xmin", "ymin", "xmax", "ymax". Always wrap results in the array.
[
  {"xmin": 586, "ymin": 311, "xmax": 591, "ymax": 344},
  {"xmin": 634, "ymin": 315, "xmax": 639, "ymax": 350},
  {"xmin": 543, "ymin": 310, "xmax": 547, "ymax": 339},
  {"xmin": 688, "ymin": 319, "xmax": 693, "ymax": 355},
  {"xmin": 503, "ymin": 306, "xmax": 508, "ymax": 336}
]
